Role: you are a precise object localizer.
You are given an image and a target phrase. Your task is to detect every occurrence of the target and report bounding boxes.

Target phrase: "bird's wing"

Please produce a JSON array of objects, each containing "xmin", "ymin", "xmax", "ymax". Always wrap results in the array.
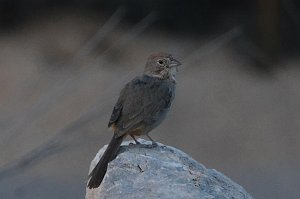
[
  {"xmin": 107, "ymin": 101, "xmax": 123, "ymax": 128},
  {"xmin": 109, "ymin": 76, "xmax": 175, "ymax": 136},
  {"xmin": 108, "ymin": 77, "xmax": 145, "ymax": 129}
]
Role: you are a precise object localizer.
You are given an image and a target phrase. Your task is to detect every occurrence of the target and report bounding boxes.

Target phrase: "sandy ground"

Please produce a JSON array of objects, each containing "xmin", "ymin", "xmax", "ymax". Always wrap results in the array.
[{"xmin": 0, "ymin": 11, "xmax": 299, "ymax": 199}]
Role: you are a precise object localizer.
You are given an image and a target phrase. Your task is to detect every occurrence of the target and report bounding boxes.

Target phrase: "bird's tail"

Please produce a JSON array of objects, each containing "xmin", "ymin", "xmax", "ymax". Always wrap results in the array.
[{"xmin": 87, "ymin": 134, "xmax": 125, "ymax": 189}]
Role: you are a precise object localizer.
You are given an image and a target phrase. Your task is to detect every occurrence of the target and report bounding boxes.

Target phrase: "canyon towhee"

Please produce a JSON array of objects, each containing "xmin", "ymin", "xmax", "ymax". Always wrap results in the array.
[{"xmin": 87, "ymin": 52, "xmax": 181, "ymax": 189}]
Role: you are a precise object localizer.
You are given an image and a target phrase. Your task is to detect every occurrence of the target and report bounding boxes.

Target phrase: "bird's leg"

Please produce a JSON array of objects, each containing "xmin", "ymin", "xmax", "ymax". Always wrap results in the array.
[
  {"xmin": 146, "ymin": 134, "xmax": 158, "ymax": 146},
  {"xmin": 130, "ymin": 135, "xmax": 140, "ymax": 145}
]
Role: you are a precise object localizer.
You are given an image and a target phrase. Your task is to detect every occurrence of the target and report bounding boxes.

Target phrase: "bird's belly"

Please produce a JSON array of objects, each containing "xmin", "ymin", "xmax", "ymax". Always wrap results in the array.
[
  {"xmin": 128, "ymin": 124, "xmax": 146, "ymax": 136},
  {"xmin": 128, "ymin": 108, "xmax": 170, "ymax": 136},
  {"xmin": 144, "ymin": 107, "xmax": 170, "ymax": 133}
]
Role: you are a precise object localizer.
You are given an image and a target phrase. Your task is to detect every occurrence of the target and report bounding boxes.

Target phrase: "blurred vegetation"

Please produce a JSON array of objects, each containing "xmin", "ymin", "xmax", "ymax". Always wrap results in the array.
[{"xmin": 0, "ymin": 0, "xmax": 299, "ymax": 57}]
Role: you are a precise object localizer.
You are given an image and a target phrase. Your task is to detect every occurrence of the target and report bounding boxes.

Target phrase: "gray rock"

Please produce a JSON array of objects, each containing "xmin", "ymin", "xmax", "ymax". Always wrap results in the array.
[{"xmin": 86, "ymin": 139, "xmax": 254, "ymax": 199}]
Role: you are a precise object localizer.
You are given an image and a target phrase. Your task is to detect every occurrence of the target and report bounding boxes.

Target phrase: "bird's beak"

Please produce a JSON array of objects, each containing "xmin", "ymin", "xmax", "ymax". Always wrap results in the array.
[{"xmin": 169, "ymin": 58, "xmax": 182, "ymax": 67}]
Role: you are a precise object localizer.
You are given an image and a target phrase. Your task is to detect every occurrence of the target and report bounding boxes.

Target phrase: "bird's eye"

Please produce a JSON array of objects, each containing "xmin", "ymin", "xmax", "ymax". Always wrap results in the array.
[{"xmin": 158, "ymin": 60, "xmax": 164, "ymax": 65}]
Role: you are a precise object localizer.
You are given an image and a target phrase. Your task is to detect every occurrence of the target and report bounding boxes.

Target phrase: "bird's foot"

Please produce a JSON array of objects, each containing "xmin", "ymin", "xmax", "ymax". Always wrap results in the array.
[
  {"xmin": 129, "ymin": 140, "xmax": 141, "ymax": 146},
  {"xmin": 135, "ymin": 140, "xmax": 141, "ymax": 145},
  {"xmin": 130, "ymin": 135, "xmax": 141, "ymax": 145},
  {"xmin": 151, "ymin": 141, "xmax": 158, "ymax": 147}
]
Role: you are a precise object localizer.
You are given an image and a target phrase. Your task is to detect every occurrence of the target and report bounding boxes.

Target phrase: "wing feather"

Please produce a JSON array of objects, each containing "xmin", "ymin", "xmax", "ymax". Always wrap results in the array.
[{"xmin": 108, "ymin": 76, "xmax": 175, "ymax": 136}]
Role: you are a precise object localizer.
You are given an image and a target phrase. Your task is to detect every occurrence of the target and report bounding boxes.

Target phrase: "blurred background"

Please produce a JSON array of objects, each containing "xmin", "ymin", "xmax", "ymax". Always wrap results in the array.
[{"xmin": 0, "ymin": 0, "xmax": 299, "ymax": 198}]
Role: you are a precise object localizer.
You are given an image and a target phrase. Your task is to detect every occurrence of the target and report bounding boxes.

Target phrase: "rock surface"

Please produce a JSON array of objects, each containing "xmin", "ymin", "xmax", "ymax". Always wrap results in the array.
[{"xmin": 86, "ymin": 139, "xmax": 253, "ymax": 199}]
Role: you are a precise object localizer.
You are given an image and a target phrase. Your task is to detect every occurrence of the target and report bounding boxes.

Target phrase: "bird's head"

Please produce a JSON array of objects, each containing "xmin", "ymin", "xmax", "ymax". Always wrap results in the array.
[{"xmin": 143, "ymin": 52, "xmax": 181, "ymax": 80}]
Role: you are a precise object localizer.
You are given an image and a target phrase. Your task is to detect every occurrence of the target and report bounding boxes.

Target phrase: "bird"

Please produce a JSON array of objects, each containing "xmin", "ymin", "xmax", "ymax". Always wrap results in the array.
[{"xmin": 87, "ymin": 52, "xmax": 181, "ymax": 189}]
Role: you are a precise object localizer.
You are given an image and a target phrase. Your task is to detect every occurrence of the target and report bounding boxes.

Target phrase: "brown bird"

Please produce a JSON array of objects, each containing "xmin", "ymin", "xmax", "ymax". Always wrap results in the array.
[{"xmin": 87, "ymin": 52, "xmax": 181, "ymax": 189}]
